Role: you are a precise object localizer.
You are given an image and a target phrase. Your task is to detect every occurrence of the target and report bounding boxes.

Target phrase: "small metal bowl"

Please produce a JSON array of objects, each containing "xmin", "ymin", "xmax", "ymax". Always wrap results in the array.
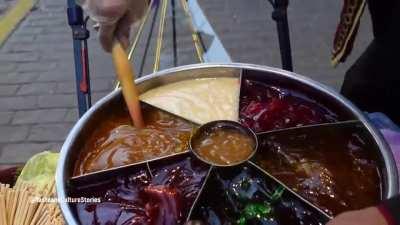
[{"xmin": 190, "ymin": 120, "xmax": 258, "ymax": 167}]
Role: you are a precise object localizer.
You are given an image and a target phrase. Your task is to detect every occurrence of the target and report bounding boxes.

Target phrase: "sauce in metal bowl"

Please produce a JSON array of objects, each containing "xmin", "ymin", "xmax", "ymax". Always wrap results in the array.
[{"xmin": 192, "ymin": 127, "xmax": 255, "ymax": 166}]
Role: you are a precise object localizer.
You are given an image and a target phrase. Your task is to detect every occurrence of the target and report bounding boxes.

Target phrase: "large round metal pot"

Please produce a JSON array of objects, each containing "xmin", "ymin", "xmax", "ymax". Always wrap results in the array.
[{"xmin": 56, "ymin": 63, "xmax": 399, "ymax": 225}]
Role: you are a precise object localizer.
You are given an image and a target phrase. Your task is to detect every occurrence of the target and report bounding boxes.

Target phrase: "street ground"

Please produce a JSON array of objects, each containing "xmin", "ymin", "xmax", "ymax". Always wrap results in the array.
[
  {"xmin": 0, "ymin": 0, "xmax": 17, "ymax": 17},
  {"xmin": 0, "ymin": 0, "xmax": 372, "ymax": 163}
]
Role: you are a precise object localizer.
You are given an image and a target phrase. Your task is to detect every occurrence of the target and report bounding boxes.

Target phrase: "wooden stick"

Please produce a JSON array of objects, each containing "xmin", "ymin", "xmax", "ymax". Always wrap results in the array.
[
  {"xmin": 23, "ymin": 202, "xmax": 32, "ymax": 225},
  {"xmin": 0, "ymin": 194, "xmax": 8, "ymax": 225},
  {"xmin": 10, "ymin": 189, "xmax": 17, "ymax": 225},
  {"xmin": 112, "ymin": 41, "xmax": 145, "ymax": 128},
  {"xmin": 13, "ymin": 191, "xmax": 20, "ymax": 225},
  {"xmin": 30, "ymin": 201, "xmax": 45, "ymax": 225},
  {"xmin": 5, "ymin": 189, "xmax": 12, "ymax": 225},
  {"xmin": 26, "ymin": 199, "xmax": 39, "ymax": 225},
  {"xmin": 0, "ymin": 180, "xmax": 65, "ymax": 225},
  {"xmin": 16, "ymin": 191, "xmax": 28, "ymax": 225},
  {"xmin": 36, "ymin": 211, "xmax": 48, "ymax": 225}
]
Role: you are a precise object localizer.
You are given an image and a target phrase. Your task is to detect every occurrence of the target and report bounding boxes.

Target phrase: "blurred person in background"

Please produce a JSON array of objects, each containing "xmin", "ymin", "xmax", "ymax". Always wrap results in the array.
[{"xmin": 332, "ymin": 0, "xmax": 400, "ymax": 124}]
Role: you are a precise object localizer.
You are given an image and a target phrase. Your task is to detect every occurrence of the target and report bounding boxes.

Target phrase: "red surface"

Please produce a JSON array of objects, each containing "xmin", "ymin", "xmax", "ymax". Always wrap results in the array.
[{"xmin": 240, "ymin": 79, "xmax": 339, "ymax": 132}]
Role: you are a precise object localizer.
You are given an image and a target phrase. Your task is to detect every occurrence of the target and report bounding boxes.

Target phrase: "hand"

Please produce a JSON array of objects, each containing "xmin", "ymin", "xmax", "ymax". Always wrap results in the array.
[
  {"xmin": 327, "ymin": 207, "xmax": 388, "ymax": 225},
  {"xmin": 80, "ymin": 0, "xmax": 148, "ymax": 52}
]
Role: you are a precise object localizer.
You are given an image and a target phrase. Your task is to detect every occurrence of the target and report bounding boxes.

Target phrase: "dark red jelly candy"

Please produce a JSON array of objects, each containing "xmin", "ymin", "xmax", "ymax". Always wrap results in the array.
[
  {"xmin": 145, "ymin": 185, "xmax": 183, "ymax": 225},
  {"xmin": 240, "ymin": 80, "xmax": 338, "ymax": 132}
]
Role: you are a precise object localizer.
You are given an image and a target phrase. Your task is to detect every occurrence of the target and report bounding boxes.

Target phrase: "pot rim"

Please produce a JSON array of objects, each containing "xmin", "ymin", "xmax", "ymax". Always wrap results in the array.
[{"xmin": 56, "ymin": 63, "xmax": 399, "ymax": 225}]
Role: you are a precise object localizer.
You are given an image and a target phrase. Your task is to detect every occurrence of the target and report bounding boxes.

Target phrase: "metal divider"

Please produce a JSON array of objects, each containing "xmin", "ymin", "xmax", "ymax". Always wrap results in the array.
[
  {"xmin": 247, "ymin": 161, "xmax": 332, "ymax": 219},
  {"xmin": 235, "ymin": 69, "xmax": 244, "ymax": 122},
  {"xmin": 185, "ymin": 166, "xmax": 214, "ymax": 221},
  {"xmin": 254, "ymin": 119, "xmax": 360, "ymax": 136},
  {"xmin": 69, "ymin": 151, "xmax": 190, "ymax": 185}
]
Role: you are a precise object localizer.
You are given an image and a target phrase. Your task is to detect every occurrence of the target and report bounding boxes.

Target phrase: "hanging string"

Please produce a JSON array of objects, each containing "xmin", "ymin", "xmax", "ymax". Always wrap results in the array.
[
  {"xmin": 139, "ymin": 2, "xmax": 160, "ymax": 76},
  {"xmin": 171, "ymin": 0, "xmax": 178, "ymax": 67},
  {"xmin": 125, "ymin": 0, "xmax": 205, "ymax": 76},
  {"xmin": 153, "ymin": 0, "xmax": 169, "ymax": 72},
  {"xmin": 115, "ymin": 0, "xmax": 154, "ymax": 89},
  {"xmin": 128, "ymin": 0, "xmax": 154, "ymax": 61}
]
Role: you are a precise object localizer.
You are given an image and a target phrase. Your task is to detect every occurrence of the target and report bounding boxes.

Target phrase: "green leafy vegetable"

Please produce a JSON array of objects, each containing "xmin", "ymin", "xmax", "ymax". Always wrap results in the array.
[
  {"xmin": 16, "ymin": 151, "xmax": 59, "ymax": 190},
  {"xmin": 237, "ymin": 202, "xmax": 273, "ymax": 225}
]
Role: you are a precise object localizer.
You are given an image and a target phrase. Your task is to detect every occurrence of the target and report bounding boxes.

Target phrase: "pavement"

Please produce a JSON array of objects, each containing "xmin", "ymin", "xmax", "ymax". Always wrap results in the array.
[
  {"xmin": 0, "ymin": 0, "xmax": 15, "ymax": 16},
  {"xmin": 0, "ymin": 0, "xmax": 372, "ymax": 163}
]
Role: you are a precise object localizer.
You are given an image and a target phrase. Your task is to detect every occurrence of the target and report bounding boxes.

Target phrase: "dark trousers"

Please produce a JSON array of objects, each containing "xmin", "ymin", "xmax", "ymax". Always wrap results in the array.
[{"xmin": 341, "ymin": 0, "xmax": 400, "ymax": 124}]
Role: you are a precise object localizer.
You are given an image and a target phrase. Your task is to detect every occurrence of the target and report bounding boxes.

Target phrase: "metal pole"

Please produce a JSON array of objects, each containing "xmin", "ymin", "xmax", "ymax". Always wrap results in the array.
[
  {"xmin": 140, "ymin": 1, "xmax": 160, "ymax": 76},
  {"xmin": 67, "ymin": 0, "xmax": 91, "ymax": 117},
  {"xmin": 270, "ymin": 0, "xmax": 293, "ymax": 71},
  {"xmin": 171, "ymin": 0, "xmax": 178, "ymax": 67}
]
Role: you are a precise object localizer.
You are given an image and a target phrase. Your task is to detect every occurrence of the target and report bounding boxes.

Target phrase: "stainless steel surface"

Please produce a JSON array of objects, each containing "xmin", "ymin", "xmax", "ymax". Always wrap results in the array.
[
  {"xmin": 186, "ymin": 166, "xmax": 213, "ymax": 220},
  {"xmin": 69, "ymin": 151, "xmax": 189, "ymax": 186},
  {"xmin": 190, "ymin": 120, "xmax": 258, "ymax": 167},
  {"xmin": 256, "ymin": 120, "xmax": 360, "ymax": 136},
  {"xmin": 56, "ymin": 63, "xmax": 398, "ymax": 225}
]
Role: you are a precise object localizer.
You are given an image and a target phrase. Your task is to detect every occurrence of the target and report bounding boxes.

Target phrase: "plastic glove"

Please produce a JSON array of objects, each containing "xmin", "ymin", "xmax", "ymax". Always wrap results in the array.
[
  {"xmin": 79, "ymin": 0, "xmax": 148, "ymax": 52},
  {"xmin": 326, "ymin": 207, "xmax": 388, "ymax": 225}
]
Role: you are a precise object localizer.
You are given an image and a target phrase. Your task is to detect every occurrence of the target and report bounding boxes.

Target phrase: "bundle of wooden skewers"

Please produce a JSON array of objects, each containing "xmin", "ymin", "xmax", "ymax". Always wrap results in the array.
[{"xmin": 0, "ymin": 181, "xmax": 64, "ymax": 225}]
